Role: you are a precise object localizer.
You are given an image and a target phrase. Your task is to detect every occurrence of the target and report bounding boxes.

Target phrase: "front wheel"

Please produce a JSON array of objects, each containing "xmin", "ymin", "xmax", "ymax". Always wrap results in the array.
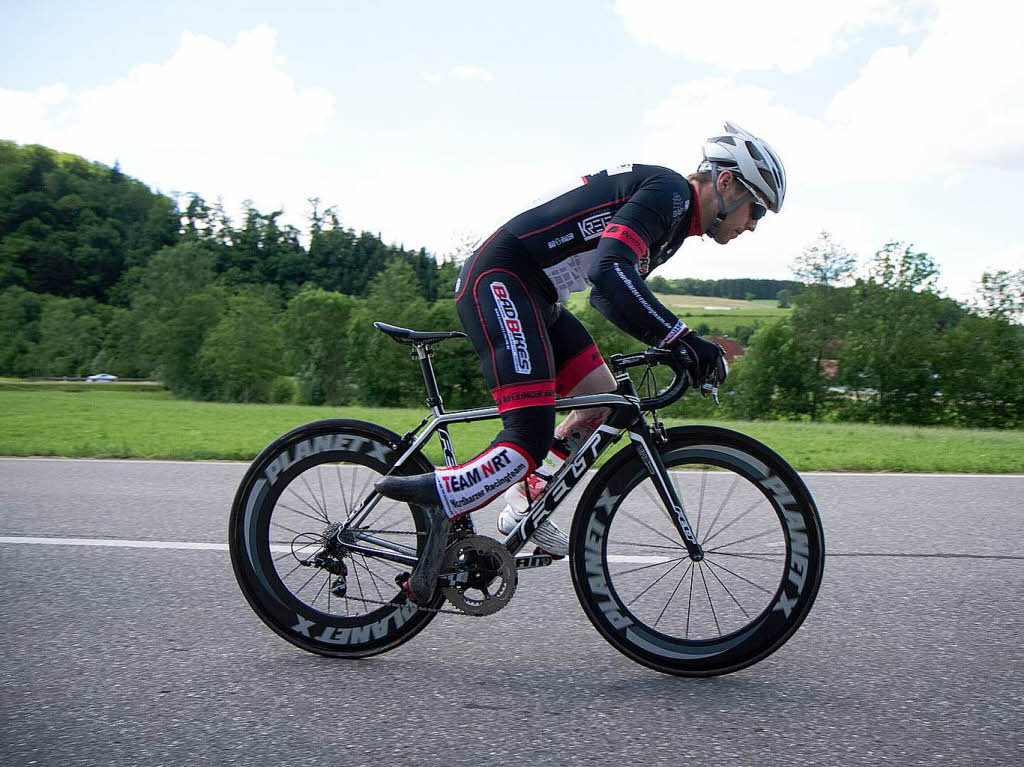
[{"xmin": 569, "ymin": 426, "xmax": 825, "ymax": 677}]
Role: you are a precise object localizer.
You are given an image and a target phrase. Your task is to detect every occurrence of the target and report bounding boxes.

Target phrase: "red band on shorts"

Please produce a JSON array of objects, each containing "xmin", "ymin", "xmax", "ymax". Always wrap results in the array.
[
  {"xmin": 556, "ymin": 344, "xmax": 605, "ymax": 396},
  {"xmin": 601, "ymin": 223, "xmax": 647, "ymax": 260},
  {"xmin": 491, "ymin": 380, "xmax": 557, "ymax": 413}
]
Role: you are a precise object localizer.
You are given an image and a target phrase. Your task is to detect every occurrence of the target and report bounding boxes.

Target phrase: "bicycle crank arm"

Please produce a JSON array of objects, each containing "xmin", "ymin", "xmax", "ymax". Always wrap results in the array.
[{"xmin": 515, "ymin": 553, "xmax": 554, "ymax": 569}]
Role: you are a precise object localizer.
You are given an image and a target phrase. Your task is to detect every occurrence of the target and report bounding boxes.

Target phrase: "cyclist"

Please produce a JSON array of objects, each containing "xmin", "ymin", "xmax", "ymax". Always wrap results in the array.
[{"xmin": 376, "ymin": 122, "xmax": 787, "ymax": 602}]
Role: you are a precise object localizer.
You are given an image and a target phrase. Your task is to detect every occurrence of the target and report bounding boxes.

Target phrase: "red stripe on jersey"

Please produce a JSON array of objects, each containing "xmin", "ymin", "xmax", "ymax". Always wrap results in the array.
[
  {"xmin": 491, "ymin": 380, "xmax": 557, "ymax": 413},
  {"xmin": 601, "ymin": 223, "xmax": 647, "ymax": 260},
  {"xmin": 688, "ymin": 182, "xmax": 704, "ymax": 237},
  {"xmin": 556, "ymin": 344, "xmax": 605, "ymax": 396}
]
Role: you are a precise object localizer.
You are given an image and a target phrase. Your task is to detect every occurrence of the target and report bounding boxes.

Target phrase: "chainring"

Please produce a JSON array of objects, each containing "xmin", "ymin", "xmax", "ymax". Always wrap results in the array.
[{"xmin": 441, "ymin": 535, "xmax": 517, "ymax": 616}]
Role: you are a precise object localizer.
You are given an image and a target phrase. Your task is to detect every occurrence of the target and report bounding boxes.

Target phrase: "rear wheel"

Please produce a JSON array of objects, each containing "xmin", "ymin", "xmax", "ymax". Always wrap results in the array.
[
  {"xmin": 229, "ymin": 419, "xmax": 442, "ymax": 657},
  {"xmin": 570, "ymin": 426, "xmax": 825, "ymax": 676}
]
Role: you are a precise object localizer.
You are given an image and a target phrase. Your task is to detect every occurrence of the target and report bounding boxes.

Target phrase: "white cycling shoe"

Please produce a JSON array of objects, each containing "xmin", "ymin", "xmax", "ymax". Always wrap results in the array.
[{"xmin": 496, "ymin": 475, "xmax": 569, "ymax": 558}]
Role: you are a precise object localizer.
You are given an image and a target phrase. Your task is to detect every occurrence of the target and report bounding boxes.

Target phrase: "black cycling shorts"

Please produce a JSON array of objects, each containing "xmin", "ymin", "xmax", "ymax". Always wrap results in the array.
[{"xmin": 454, "ymin": 228, "xmax": 605, "ymax": 413}]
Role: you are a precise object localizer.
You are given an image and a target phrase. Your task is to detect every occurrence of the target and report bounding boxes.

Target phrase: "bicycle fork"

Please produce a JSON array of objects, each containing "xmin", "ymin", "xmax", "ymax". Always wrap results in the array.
[{"xmin": 625, "ymin": 422, "xmax": 705, "ymax": 561}]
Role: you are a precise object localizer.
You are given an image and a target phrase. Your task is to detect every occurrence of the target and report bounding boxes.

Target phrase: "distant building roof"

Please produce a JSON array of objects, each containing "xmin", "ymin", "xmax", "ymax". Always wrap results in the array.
[{"xmin": 708, "ymin": 337, "xmax": 746, "ymax": 362}]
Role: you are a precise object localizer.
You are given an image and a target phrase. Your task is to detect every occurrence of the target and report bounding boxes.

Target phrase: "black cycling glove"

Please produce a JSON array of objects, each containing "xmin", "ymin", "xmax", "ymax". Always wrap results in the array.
[{"xmin": 673, "ymin": 330, "xmax": 728, "ymax": 385}]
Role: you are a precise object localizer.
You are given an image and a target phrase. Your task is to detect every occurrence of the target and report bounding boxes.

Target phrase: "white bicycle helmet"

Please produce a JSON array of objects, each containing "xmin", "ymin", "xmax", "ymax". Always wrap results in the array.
[{"xmin": 698, "ymin": 122, "xmax": 787, "ymax": 234}]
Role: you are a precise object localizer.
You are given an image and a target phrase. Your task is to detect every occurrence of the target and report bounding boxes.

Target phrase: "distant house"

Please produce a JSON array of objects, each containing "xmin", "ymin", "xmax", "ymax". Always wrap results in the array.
[{"xmin": 708, "ymin": 337, "xmax": 746, "ymax": 363}]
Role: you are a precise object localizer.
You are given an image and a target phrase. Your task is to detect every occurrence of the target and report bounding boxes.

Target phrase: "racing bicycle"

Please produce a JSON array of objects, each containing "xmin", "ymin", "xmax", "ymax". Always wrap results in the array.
[{"xmin": 229, "ymin": 321, "xmax": 825, "ymax": 677}]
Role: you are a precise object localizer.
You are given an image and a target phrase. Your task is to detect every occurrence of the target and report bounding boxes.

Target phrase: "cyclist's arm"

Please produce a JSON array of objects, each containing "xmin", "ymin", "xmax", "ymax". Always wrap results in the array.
[{"xmin": 586, "ymin": 177, "xmax": 690, "ymax": 347}]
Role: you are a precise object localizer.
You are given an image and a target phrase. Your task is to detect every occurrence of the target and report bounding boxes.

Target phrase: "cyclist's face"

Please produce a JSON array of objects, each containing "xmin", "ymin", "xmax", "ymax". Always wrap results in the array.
[{"xmin": 714, "ymin": 173, "xmax": 763, "ymax": 245}]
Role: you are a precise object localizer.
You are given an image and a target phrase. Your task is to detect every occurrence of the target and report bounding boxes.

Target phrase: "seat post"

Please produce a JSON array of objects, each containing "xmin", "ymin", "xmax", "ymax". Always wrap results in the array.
[{"xmin": 413, "ymin": 344, "xmax": 445, "ymax": 415}]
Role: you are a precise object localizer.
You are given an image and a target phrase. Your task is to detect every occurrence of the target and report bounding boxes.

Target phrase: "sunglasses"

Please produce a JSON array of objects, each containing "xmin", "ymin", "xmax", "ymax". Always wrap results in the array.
[{"xmin": 736, "ymin": 177, "xmax": 768, "ymax": 220}]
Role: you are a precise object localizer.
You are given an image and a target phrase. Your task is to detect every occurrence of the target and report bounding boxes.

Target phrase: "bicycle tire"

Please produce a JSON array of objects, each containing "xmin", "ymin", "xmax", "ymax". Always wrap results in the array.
[
  {"xmin": 569, "ymin": 425, "xmax": 825, "ymax": 677},
  {"xmin": 229, "ymin": 418, "xmax": 442, "ymax": 658}
]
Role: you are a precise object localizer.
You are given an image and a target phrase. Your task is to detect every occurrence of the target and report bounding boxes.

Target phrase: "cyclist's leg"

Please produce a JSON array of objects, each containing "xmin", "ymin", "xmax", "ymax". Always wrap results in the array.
[
  {"xmin": 377, "ymin": 230, "xmax": 558, "ymax": 519},
  {"xmin": 437, "ymin": 260, "xmax": 557, "ymax": 517},
  {"xmin": 549, "ymin": 304, "xmax": 616, "ymax": 451}
]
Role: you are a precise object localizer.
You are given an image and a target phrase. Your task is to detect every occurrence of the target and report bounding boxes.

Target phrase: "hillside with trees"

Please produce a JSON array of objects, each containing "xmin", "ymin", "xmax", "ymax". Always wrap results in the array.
[{"xmin": 2, "ymin": 142, "xmax": 1021, "ymax": 428}]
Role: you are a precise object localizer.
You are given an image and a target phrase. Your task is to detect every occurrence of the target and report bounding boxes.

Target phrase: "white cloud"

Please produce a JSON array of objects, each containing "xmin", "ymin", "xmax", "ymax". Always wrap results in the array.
[
  {"xmin": 642, "ymin": 0, "xmax": 1024, "ymax": 186},
  {"xmin": 640, "ymin": 1, "xmax": 1024, "ymax": 296},
  {"xmin": 614, "ymin": 0, "xmax": 930, "ymax": 73},
  {"xmin": 0, "ymin": 25, "xmax": 334, "ymax": 219},
  {"xmin": 421, "ymin": 64, "xmax": 493, "ymax": 83}
]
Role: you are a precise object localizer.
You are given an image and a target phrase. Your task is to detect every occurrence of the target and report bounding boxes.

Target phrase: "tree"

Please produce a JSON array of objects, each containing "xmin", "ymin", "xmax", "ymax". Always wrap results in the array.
[
  {"xmin": 792, "ymin": 231, "xmax": 856, "ymax": 287},
  {"xmin": 837, "ymin": 243, "xmax": 950, "ymax": 424},
  {"xmin": 155, "ymin": 288, "xmax": 226, "ymax": 399},
  {"xmin": 347, "ymin": 261, "xmax": 431, "ymax": 406},
  {"xmin": 34, "ymin": 296, "xmax": 103, "ymax": 376},
  {"xmin": 976, "ymin": 269, "xmax": 1024, "ymax": 322},
  {"xmin": 934, "ymin": 312, "xmax": 1024, "ymax": 428},
  {"xmin": 727, "ymin": 319, "xmax": 814, "ymax": 419},
  {"xmin": 280, "ymin": 288, "xmax": 361, "ymax": 405},
  {"xmin": 199, "ymin": 291, "xmax": 284, "ymax": 402},
  {"xmin": 789, "ymin": 231, "xmax": 857, "ymax": 420},
  {"xmin": 0, "ymin": 286, "xmax": 45, "ymax": 375}
]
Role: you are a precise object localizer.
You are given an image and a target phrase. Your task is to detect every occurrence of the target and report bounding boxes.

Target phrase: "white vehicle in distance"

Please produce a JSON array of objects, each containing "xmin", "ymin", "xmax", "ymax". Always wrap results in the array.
[{"xmin": 85, "ymin": 373, "xmax": 118, "ymax": 383}]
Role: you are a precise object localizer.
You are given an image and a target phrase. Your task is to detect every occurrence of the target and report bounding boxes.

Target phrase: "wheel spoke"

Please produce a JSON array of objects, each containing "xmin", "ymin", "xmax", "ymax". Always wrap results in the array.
[
  {"xmin": 703, "ymin": 559, "xmax": 750, "ymax": 619},
  {"xmin": 694, "ymin": 467, "xmax": 708, "ymax": 539},
  {"xmin": 312, "ymin": 571, "xmax": 330, "ymax": 608},
  {"xmin": 349, "ymin": 553, "xmax": 365, "ymax": 600},
  {"xmin": 701, "ymin": 495, "xmax": 767, "ymax": 547},
  {"xmin": 275, "ymin": 500, "xmax": 329, "ymax": 527},
  {"xmin": 611, "ymin": 556, "xmax": 689, "ymax": 578},
  {"xmin": 625, "ymin": 559, "xmax": 686, "ymax": 607},
  {"xmin": 654, "ymin": 561, "xmax": 694, "ymax": 628},
  {"xmin": 298, "ymin": 473, "xmax": 329, "ymax": 521},
  {"xmin": 349, "ymin": 554, "xmax": 393, "ymax": 601},
  {"xmin": 336, "ymin": 464, "xmax": 349, "ymax": 514},
  {"xmin": 608, "ymin": 539, "xmax": 685, "ymax": 552},
  {"xmin": 703, "ymin": 557, "xmax": 774, "ymax": 595},
  {"xmin": 316, "ymin": 467, "xmax": 329, "ymax": 520},
  {"xmin": 619, "ymin": 505, "xmax": 687, "ymax": 549},
  {"xmin": 698, "ymin": 563, "xmax": 721, "ymax": 636},
  {"xmin": 271, "ymin": 521, "xmax": 308, "ymax": 539},
  {"xmin": 704, "ymin": 526, "xmax": 780, "ymax": 552},
  {"xmin": 294, "ymin": 567, "xmax": 322, "ymax": 596},
  {"xmin": 708, "ymin": 550, "xmax": 785, "ymax": 562},
  {"xmin": 685, "ymin": 563, "xmax": 695, "ymax": 638},
  {"xmin": 285, "ymin": 487, "xmax": 329, "ymax": 525},
  {"xmin": 700, "ymin": 473, "xmax": 740, "ymax": 544}
]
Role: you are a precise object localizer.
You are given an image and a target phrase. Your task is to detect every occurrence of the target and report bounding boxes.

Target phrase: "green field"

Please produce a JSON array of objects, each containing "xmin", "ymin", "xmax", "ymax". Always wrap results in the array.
[
  {"xmin": 566, "ymin": 293, "xmax": 789, "ymax": 336},
  {"xmin": 654, "ymin": 294, "xmax": 790, "ymax": 335},
  {"xmin": 2, "ymin": 388, "xmax": 1022, "ymax": 473}
]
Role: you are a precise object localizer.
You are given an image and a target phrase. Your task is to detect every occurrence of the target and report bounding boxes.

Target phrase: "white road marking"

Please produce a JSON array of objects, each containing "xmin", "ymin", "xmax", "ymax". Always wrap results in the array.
[
  {"xmin": 0, "ymin": 536, "xmax": 669, "ymax": 563},
  {"xmin": 0, "ymin": 536, "xmax": 229, "ymax": 550},
  {"xmin": 1, "ymin": 457, "xmax": 1022, "ymax": 478}
]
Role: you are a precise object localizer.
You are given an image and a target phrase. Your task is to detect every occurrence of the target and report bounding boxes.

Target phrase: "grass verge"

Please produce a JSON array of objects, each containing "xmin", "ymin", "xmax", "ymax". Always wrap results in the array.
[{"xmin": 1, "ymin": 389, "xmax": 1022, "ymax": 473}]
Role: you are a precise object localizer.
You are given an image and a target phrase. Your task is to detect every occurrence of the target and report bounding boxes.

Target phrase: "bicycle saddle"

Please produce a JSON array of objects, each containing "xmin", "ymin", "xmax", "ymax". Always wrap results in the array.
[{"xmin": 373, "ymin": 321, "xmax": 467, "ymax": 345}]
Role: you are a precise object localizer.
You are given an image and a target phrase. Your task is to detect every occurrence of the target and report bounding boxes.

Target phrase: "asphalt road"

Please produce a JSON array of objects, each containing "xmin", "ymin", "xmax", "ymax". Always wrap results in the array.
[{"xmin": 1, "ymin": 457, "xmax": 1021, "ymax": 766}]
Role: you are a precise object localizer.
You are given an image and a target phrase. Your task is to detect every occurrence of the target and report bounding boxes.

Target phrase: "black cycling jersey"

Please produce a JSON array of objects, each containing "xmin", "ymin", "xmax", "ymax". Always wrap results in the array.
[{"xmin": 456, "ymin": 163, "xmax": 703, "ymax": 348}]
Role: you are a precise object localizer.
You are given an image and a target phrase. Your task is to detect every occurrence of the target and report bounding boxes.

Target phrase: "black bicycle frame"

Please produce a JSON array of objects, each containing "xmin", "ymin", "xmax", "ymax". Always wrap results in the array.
[{"xmin": 339, "ymin": 343, "xmax": 705, "ymax": 565}]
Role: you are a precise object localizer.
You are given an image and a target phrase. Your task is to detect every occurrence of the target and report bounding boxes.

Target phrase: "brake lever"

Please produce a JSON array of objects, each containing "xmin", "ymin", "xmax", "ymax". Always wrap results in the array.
[{"xmin": 700, "ymin": 382, "xmax": 720, "ymax": 405}]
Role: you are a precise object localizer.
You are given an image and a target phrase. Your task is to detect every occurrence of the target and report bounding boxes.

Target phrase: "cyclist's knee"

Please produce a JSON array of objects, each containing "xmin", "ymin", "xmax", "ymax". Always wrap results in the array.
[{"xmin": 496, "ymin": 405, "xmax": 555, "ymax": 467}]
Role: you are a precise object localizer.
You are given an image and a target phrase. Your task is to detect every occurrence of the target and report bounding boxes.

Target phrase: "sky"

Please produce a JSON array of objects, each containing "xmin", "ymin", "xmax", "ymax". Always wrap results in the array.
[{"xmin": 2, "ymin": 0, "xmax": 1022, "ymax": 300}]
